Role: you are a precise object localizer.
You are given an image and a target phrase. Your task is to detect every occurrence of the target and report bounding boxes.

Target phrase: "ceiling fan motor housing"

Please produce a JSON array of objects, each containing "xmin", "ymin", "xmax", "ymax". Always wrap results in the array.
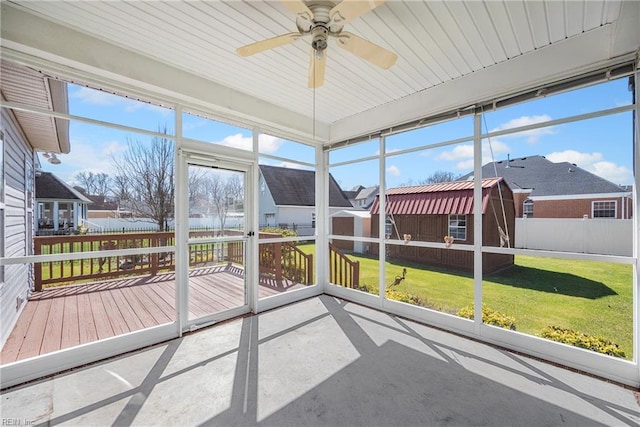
[{"xmin": 311, "ymin": 25, "xmax": 329, "ymax": 51}]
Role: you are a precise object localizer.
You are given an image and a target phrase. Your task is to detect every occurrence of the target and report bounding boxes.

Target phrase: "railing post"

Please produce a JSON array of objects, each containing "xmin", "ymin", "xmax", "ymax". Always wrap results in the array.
[
  {"xmin": 151, "ymin": 235, "xmax": 159, "ymax": 276},
  {"xmin": 34, "ymin": 238, "xmax": 42, "ymax": 291},
  {"xmin": 353, "ymin": 261, "xmax": 360, "ymax": 289},
  {"xmin": 306, "ymin": 254, "xmax": 313, "ymax": 284},
  {"xmin": 274, "ymin": 242, "xmax": 282, "ymax": 280}
]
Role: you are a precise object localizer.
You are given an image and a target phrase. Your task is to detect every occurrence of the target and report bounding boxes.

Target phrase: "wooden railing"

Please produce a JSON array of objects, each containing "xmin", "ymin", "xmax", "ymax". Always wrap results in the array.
[
  {"xmin": 329, "ymin": 243, "xmax": 360, "ymax": 289},
  {"xmin": 33, "ymin": 231, "xmax": 315, "ymax": 290},
  {"xmin": 258, "ymin": 242, "xmax": 313, "ymax": 285}
]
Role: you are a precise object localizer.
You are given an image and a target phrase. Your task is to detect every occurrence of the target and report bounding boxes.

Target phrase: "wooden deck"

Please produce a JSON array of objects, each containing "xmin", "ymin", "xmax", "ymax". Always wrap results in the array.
[{"xmin": 1, "ymin": 265, "xmax": 306, "ymax": 364}]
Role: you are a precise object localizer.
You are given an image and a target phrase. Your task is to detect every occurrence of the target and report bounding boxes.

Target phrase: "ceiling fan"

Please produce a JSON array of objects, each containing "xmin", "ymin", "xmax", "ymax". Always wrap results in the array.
[{"xmin": 236, "ymin": 0, "xmax": 398, "ymax": 88}]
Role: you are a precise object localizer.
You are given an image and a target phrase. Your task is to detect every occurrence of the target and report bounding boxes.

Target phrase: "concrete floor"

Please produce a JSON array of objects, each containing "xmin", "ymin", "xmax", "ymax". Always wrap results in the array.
[{"xmin": 2, "ymin": 295, "xmax": 639, "ymax": 426}]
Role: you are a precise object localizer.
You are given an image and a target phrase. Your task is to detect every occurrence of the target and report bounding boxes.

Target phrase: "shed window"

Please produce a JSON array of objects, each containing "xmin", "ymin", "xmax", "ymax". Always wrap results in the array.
[
  {"xmin": 448, "ymin": 214, "xmax": 467, "ymax": 240},
  {"xmin": 592, "ymin": 201, "xmax": 616, "ymax": 218}
]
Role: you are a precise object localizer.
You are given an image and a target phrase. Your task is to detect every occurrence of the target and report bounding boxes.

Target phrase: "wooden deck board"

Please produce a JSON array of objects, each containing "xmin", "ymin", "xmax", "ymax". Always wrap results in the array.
[
  {"xmin": 61, "ymin": 293, "xmax": 80, "ymax": 349},
  {"xmin": 1, "ymin": 266, "xmax": 310, "ymax": 363},
  {"xmin": 17, "ymin": 299, "xmax": 52, "ymax": 360},
  {"xmin": 77, "ymin": 291, "xmax": 98, "ymax": 345},
  {"xmin": 0, "ymin": 297, "xmax": 38, "ymax": 364}
]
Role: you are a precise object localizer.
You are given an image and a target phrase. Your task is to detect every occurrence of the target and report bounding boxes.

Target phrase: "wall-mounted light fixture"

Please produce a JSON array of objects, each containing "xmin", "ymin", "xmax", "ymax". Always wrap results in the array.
[{"xmin": 42, "ymin": 152, "xmax": 61, "ymax": 164}]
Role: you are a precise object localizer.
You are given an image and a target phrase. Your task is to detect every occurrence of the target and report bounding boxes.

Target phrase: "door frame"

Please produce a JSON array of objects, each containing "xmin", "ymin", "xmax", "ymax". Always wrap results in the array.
[{"xmin": 177, "ymin": 149, "xmax": 256, "ymax": 332}]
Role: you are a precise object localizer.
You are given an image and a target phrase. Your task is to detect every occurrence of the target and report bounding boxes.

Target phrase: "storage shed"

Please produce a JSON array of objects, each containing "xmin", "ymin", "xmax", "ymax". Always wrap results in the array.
[{"xmin": 370, "ymin": 178, "xmax": 515, "ymax": 273}]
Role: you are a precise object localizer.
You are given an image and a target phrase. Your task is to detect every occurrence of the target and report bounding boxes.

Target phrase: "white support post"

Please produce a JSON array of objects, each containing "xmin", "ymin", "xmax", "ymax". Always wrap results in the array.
[
  {"xmin": 473, "ymin": 113, "xmax": 483, "ymax": 335},
  {"xmin": 73, "ymin": 202, "xmax": 79, "ymax": 231},
  {"xmin": 250, "ymin": 129, "xmax": 260, "ymax": 313},
  {"xmin": 316, "ymin": 145, "xmax": 328, "ymax": 291},
  {"xmin": 633, "ymin": 66, "xmax": 639, "ymax": 378},
  {"xmin": 53, "ymin": 201, "xmax": 59, "ymax": 231},
  {"xmin": 379, "ymin": 136, "xmax": 386, "ymax": 306},
  {"xmin": 174, "ymin": 105, "xmax": 187, "ymax": 335}
]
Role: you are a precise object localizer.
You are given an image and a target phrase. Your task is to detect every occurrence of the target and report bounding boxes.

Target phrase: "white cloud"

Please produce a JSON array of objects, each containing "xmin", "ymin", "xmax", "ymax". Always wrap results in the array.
[
  {"xmin": 491, "ymin": 115, "xmax": 554, "ymax": 143},
  {"xmin": 212, "ymin": 133, "xmax": 283, "ymax": 153},
  {"xmin": 386, "ymin": 165, "xmax": 400, "ymax": 177},
  {"xmin": 214, "ymin": 133, "xmax": 252, "ymax": 151},
  {"xmin": 437, "ymin": 139, "xmax": 510, "ymax": 171},
  {"xmin": 70, "ymin": 87, "xmax": 121, "ymax": 106},
  {"xmin": 70, "ymin": 86, "xmax": 171, "ymax": 116},
  {"xmin": 546, "ymin": 150, "xmax": 633, "ymax": 185},
  {"xmin": 259, "ymin": 134, "xmax": 284, "ymax": 153}
]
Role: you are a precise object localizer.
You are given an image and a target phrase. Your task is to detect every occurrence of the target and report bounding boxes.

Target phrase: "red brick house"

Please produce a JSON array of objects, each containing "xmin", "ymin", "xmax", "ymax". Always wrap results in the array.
[{"xmin": 465, "ymin": 156, "xmax": 632, "ymax": 219}]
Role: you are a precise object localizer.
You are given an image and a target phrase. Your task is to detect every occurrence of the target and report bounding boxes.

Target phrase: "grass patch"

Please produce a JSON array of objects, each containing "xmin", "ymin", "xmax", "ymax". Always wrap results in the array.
[{"xmin": 297, "ymin": 244, "xmax": 632, "ymax": 360}]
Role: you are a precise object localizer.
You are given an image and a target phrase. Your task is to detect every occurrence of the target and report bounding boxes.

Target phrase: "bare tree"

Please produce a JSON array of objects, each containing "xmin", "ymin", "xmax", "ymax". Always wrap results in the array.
[
  {"xmin": 226, "ymin": 174, "xmax": 243, "ymax": 211},
  {"xmin": 74, "ymin": 171, "xmax": 112, "ymax": 196},
  {"xmin": 203, "ymin": 174, "xmax": 229, "ymax": 234},
  {"xmin": 419, "ymin": 170, "xmax": 460, "ymax": 184},
  {"xmin": 111, "ymin": 126, "xmax": 174, "ymax": 231}
]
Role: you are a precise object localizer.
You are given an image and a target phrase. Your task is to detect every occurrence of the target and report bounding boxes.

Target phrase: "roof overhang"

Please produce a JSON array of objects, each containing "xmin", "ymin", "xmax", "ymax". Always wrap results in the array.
[{"xmin": 0, "ymin": 59, "xmax": 70, "ymax": 153}]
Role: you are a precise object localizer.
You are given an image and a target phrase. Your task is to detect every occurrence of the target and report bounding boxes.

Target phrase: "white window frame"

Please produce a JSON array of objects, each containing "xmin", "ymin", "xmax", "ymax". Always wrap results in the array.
[
  {"xmin": 448, "ymin": 214, "xmax": 467, "ymax": 241},
  {"xmin": 523, "ymin": 199, "xmax": 534, "ymax": 218},
  {"xmin": 591, "ymin": 200, "xmax": 617, "ymax": 218}
]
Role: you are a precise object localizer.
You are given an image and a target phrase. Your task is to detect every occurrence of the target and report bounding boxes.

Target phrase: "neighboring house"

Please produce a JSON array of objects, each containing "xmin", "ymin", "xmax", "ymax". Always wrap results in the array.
[
  {"xmin": 35, "ymin": 171, "xmax": 92, "ymax": 234},
  {"xmin": 343, "ymin": 185, "xmax": 364, "ymax": 207},
  {"xmin": 0, "ymin": 60, "xmax": 70, "ymax": 347},
  {"xmin": 258, "ymin": 165, "xmax": 353, "ymax": 236},
  {"xmin": 354, "ymin": 185, "xmax": 379, "ymax": 209},
  {"xmin": 462, "ymin": 155, "xmax": 632, "ymax": 219},
  {"xmin": 369, "ymin": 178, "xmax": 515, "ymax": 273},
  {"xmin": 87, "ymin": 194, "xmax": 131, "ymax": 219}
]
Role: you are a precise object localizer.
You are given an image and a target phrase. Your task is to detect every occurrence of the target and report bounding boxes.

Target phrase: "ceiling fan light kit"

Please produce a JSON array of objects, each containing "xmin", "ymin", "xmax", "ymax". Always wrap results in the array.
[{"xmin": 236, "ymin": 0, "xmax": 397, "ymax": 88}]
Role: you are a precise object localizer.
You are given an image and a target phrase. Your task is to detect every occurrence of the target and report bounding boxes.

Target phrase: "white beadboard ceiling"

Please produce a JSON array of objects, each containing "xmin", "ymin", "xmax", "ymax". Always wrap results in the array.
[{"xmin": 1, "ymin": 1, "xmax": 639, "ymax": 145}]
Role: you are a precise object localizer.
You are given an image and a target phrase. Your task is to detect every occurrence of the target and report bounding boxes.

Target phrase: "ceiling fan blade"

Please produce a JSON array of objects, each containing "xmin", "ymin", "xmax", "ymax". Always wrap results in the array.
[
  {"xmin": 335, "ymin": 32, "xmax": 397, "ymax": 69},
  {"xmin": 329, "ymin": 0, "xmax": 387, "ymax": 27},
  {"xmin": 308, "ymin": 49, "xmax": 326, "ymax": 88},
  {"xmin": 236, "ymin": 33, "xmax": 300, "ymax": 57},
  {"xmin": 280, "ymin": 0, "xmax": 314, "ymax": 19}
]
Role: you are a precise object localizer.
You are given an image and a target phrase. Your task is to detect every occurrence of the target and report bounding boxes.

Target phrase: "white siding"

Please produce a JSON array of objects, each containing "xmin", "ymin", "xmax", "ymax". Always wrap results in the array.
[{"xmin": 0, "ymin": 108, "xmax": 34, "ymax": 347}]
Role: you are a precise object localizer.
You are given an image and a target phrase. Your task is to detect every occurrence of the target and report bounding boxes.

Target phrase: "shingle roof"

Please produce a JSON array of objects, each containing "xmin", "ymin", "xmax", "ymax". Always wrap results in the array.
[
  {"xmin": 461, "ymin": 155, "xmax": 627, "ymax": 197},
  {"xmin": 370, "ymin": 178, "xmax": 504, "ymax": 215},
  {"xmin": 355, "ymin": 185, "xmax": 379, "ymax": 200},
  {"xmin": 35, "ymin": 171, "xmax": 92, "ymax": 203},
  {"xmin": 259, "ymin": 165, "xmax": 352, "ymax": 208}
]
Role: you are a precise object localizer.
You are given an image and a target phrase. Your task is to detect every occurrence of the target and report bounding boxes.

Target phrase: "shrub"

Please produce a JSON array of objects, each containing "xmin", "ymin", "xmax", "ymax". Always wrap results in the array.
[
  {"xmin": 539, "ymin": 326, "xmax": 626, "ymax": 358},
  {"xmin": 260, "ymin": 227, "xmax": 297, "ymax": 238},
  {"xmin": 457, "ymin": 304, "xmax": 516, "ymax": 330},
  {"xmin": 386, "ymin": 289, "xmax": 437, "ymax": 310}
]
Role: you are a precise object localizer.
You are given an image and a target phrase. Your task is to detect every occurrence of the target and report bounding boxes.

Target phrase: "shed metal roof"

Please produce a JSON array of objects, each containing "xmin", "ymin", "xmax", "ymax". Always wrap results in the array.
[{"xmin": 371, "ymin": 178, "xmax": 503, "ymax": 215}]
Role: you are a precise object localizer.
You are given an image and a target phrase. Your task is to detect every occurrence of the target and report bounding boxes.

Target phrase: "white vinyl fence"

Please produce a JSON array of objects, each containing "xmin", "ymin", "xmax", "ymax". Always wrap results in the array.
[
  {"xmin": 86, "ymin": 216, "xmax": 244, "ymax": 233},
  {"xmin": 514, "ymin": 218, "xmax": 632, "ymax": 256}
]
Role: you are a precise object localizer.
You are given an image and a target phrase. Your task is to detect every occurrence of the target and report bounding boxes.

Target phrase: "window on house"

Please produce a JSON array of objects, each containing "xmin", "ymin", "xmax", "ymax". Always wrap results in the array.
[
  {"xmin": 592, "ymin": 201, "xmax": 617, "ymax": 218},
  {"xmin": 264, "ymin": 213, "xmax": 275, "ymax": 227},
  {"xmin": 448, "ymin": 214, "xmax": 467, "ymax": 240},
  {"xmin": 385, "ymin": 215, "xmax": 393, "ymax": 238},
  {"xmin": 523, "ymin": 199, "xmax": 534, "ymax": 218}
]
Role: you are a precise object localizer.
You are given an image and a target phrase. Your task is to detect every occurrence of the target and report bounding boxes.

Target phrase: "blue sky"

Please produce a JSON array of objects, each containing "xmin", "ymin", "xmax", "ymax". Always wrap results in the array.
[{"xmin": 40, "ymin": 79, "xmax": 634, "ymax": 192}]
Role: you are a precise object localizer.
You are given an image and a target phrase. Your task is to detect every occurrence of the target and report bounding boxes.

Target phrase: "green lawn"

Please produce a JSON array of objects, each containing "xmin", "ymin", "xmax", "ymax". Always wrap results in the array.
[{"xmin": 298, "ymin": 244, "xmax": 633, "ymax": 360}]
